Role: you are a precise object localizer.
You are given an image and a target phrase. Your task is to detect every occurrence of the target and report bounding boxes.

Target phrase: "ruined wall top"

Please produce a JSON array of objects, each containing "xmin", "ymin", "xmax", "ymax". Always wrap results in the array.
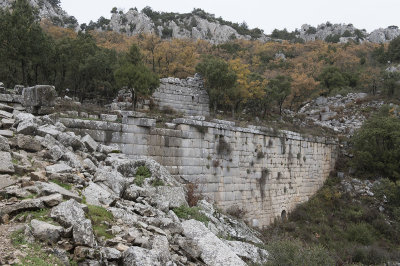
[{"xmin": 153, "ymin": 74, "xmax": 210, "ymax": 117}]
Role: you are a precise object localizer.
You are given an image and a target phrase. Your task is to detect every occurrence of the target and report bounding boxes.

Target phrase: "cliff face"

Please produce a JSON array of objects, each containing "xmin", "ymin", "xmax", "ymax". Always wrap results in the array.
[
  {"xmin": 0, "ymin": 0, "xmax": 78, "ymax": 28},
  {"xmin": 299, "ymin": 23, "xmax": 400, "ymax": 43},
  {"xmin": 90, "ymin": 8, "xmax": 270, "ymax": 44}
]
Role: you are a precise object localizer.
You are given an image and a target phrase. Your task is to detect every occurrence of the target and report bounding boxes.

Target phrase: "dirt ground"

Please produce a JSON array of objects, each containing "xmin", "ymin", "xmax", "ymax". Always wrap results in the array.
[{"xmin": 0, "ymin": 223, "xmax": 26, "ymax": 265}]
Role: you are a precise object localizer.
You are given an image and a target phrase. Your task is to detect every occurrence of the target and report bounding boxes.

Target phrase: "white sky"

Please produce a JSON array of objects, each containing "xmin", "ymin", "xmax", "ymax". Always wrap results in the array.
[{"xmin": 60, "ymin": 0, "xmax": 400, "ymax": 34}]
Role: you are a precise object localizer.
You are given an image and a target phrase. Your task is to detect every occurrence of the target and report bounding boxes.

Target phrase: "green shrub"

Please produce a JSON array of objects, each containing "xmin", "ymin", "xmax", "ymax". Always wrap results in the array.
[
  {"xmin": 352, "ymin": 245, "xmax": 389, "ymax": 265},
  {"xmin": 15, "ymin": 209, "xmax": 51, "ymax": 222},
  {"xmin": 151, "ymin": 178, "xmax": 165, "ymax": 187},
  {"xmin": 136, "ymin": 166, "xmax": 151, "ymax": 178},
  {"xmin": 345, "ymin": 223, "xmax": 376, "ymax": 245},
  {"xmin": 352, "ymin": 106, "xmax": 400, "ymax": 181},
  {"xmin": 173, "ymin": 205, "xmax": 209, "ymax": 224},
  {"xmin": 134, "ymin": 166, "xmax": 151, "ymax": 186},
  {"xmin": 266, "ymin": 239, "xmax": 335, "ymax": 266}
]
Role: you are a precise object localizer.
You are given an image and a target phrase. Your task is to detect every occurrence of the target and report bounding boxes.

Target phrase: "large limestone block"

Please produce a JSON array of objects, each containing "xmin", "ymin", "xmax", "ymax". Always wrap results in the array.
[
  {"xmin": 0, "ymin": 151, "xmax": 14, "ymax": 174},
  {"xmin": 30, "ymin": 219, "xmax": 64, "ymax": 244},
  {"xmin": 181, "ymin": 219, "xmax": 246, "ymax": 266},
  {"xmin": 50, "ymin": 199, "xmax": 86, "ymax": 227},
  {"xmin": 122, "ymin": 246, "xmax": 161, "ymax": 266},
  {"xmin": 22, "ymin": 85, "xmax": 57, "ymax": 114}
]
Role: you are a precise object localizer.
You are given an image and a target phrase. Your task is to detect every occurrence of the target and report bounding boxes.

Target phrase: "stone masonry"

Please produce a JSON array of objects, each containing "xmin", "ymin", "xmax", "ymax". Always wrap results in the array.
[
  {"xmin": 61, "ymin": 113, "xmax": 338, "ymax": 228},
  {"xmin": 152, "ymin": 75, "xmax": 210, "ymax": 117}
]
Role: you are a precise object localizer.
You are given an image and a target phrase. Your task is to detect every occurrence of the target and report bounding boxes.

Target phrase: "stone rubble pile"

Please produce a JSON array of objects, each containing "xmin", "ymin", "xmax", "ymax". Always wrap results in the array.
[
  {"xmin": 0, "ymin": 86, "xmax": 268, "ymax": 265},
  {"xmin": 297, "ymin": 92, "xmax": 384, "ymax": 136}
]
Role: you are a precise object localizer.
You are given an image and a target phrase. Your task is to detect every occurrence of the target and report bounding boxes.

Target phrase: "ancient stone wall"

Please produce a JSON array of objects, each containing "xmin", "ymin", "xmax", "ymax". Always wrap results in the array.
[
  {"xmin": 152, "ymin": 75, "xmax": 210, "ymax": 117},
  {"xmin": 60, "ymin": 113, "xmax": 338, "ymax": 228}
]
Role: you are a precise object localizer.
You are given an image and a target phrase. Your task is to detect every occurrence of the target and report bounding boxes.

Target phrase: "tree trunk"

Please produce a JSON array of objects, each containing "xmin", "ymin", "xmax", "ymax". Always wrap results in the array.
[{"xmin": 21, "ymin": 60, "xmax": 26, "ymax": 86}]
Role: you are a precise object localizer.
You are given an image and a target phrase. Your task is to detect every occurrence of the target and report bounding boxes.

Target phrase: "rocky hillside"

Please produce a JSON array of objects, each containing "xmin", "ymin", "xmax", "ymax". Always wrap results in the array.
[
  {"xmin": 88, "ymin": 8, "xmax": 400, "ymax": 44},
  {"xmin": 2, "ymin": 0, "xmax": 399, "ymax": 44},
  {"xmin": 0, "ymin": 0, "xmax": 78, "ymax": 28},
  {"xmin": 299, "ymin": 23, "xmax": 400, "ymax": 43},
  {"xmin": 85, "ymin": 7, "xmax": 269, "ymax": 44},
  {"xmin": 0, "ymin": 85, "xmax": 269, "ymax": 265}
]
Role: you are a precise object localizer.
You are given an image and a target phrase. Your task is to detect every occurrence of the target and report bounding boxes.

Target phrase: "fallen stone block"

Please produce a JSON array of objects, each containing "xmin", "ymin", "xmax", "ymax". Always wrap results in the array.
[
  {"xmin": 0, "ymin": 135, "xmax": 10, "ymax": 151},
  {"xmin": 222, "ymin": 240, "xmax": 269, "ymax": 265},
  {"xmin": 17, "ymin": 135, "xmax": 42, "ymax": 152},
  {"xmin": 36, "ymin": 181, "xmax": 80, "ymax": 201},
  {"xmin": 0, "ymin": 110, "xmax": 13, "ymax": 119},
  {"xmin": 22, "ymin": 85, "xmax": 57, "ymax": 114},
  {"xmin": 0, "ymin": 151, "xmax": 14, "ymax": 174},
  {"xmin": 122, "ymin": 246, "xmax": 161, "ymax": 266},
  {"xmin": 0, "ymin": 103, "xmax": 14, "ymax": 112},
  {"xmin": 0, "ymin": 174, "xmax": 16, "ymax": 189},
  {"xmin": 0, "ymin": 198, "xmax": 45, "ymax": 217},
  {"xmin": 30, "ymin": 219, "xmax": 64, "ymax": 244},
  {"xmin": 45, "ymin": 163, "xmax": 72, "ymax": 174},
  {"xmin": 37, "ymin": 125, "xmax": 61, "ymax": 137},
  {"xmin": 82, "ymin": 182, "xmax": 115, "ymax": 206},
  {"xmin": 73, "ymin": 219, "xmax": 96, "ymax": 247},
  {"xmin": 0, "ymin": 130, "xmax": 13, "ymax": 138},
  {"xmin": 81, "ymin": 134, "xmax": 98, "ymax": 152},
  {"xmin": 181, "ymin": 219, "xmax": 246, "ymax": 266},
  {"xmin": 39, "ymin": 193, "xmax": 63, "ymax": 207},
  {"xmin": 1, "ymin": 118, "xmax": 14, "ymax": 128},
  {"xmin": 50, "ymin": 199, "xmax": 86, "ymax": 227}
]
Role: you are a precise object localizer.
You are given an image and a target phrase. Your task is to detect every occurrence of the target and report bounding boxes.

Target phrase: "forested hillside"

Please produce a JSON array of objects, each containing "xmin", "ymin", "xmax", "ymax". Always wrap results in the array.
[{"xmin": 1, "ymin": 0, "xmax": 400, "ymax": 117}]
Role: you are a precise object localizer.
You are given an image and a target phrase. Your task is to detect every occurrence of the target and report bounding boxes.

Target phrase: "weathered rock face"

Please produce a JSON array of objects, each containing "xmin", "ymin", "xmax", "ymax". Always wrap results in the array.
[
  {"xmin": 368, "ymin": 26, "xmax": 400, "ymax": 43},
  {"xmin": 22, "ymin": 85, "xmax": 57, "ymax": 115},
  {"xmin": 298, "ymin": 92, "xmax": 384, "ymax": 136},
  {"xmin": 182, "ymin": 219, "xmax": 247, "ymax": 266},
  {"xmin": 99, "ymin": 9, "xmax": 266, "ymax": 44},
  {"xmin": 299, "ymin": 23, "xmax": 400, "ymax": 43},
  {"xmin": 30, "ymin": 219, "xmax": 64, "ymax": 244},
  {"xmin": 0, "ymin": 0, "xmax": 78, "ymax": 29}
]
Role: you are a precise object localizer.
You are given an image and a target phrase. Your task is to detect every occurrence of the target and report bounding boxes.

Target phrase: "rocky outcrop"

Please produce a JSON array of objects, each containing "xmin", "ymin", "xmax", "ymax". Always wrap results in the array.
[
  {"xmin": 298, "ymin": 23, "xmax": 399, "ymax": 43},
  {"xmin": 368, "ymin": 26, "xmax": 400, "ymax": 43},
  {"xmin": 0, "ymin": 0, "xmax": 78, "ymax": 29},
  {"xmin": 298, "ymin": 92, "xmax": 384, "ymax": 135},
  {"xmin": 92, "ymin": 8, "xmax": 268, "ymax": 44}
]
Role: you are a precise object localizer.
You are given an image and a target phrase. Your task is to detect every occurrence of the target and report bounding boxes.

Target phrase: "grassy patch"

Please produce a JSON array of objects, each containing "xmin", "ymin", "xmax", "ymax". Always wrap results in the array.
[
  {"xmin": 11, "ymin": 229, "xmax": 63, "ymax": 265},
  {"xmin": 134, "ymin": 166, "xmax": 151, "ymax": 186},
  {"xmin": 11, "ymin": 228, "xmax": 27, "ymax": 246},
  {"xmin": 22, "ymin": 193, "xmax": 37, "ymax": 200},
  {"xmin": 173, "ymin": 205, "xmax": 209, "ymax": 225},
  {"xmin": 87, "ymin": 205, "xmax": 114, "ymax": 239},
  {"xmin": 50, "ymin": 179, "xmax": 72, "ymax": 190},
  {"xmin": 15, "ymin": 209, "xmax": 51, "ymax": 222}
]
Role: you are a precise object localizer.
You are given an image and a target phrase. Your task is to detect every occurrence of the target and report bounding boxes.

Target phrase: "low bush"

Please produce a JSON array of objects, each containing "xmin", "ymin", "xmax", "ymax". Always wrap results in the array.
[
  {"xmin": 345, "ymin": 223, "xmax": 376, "ymax": 245},
  {"xmin": 134, "ymin": 166, "xmax": 152, "ymax": 186},
  {"xmin": 265, "ymin": 239, "xmax": 335, "ymax": 266},
  {"xmin": 173, "ymin": 205, "xmax": 209, "ymax": 224},
  {"xmin": 352, "ymin": 106, "xmax": 400, "ymax": 181}
]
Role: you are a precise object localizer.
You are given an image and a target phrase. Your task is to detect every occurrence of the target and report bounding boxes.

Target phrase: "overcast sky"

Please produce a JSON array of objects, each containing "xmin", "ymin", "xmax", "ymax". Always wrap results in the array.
[{"xmin": 60, "ymin": 0, "xmax": 399, "ymax": 34}]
